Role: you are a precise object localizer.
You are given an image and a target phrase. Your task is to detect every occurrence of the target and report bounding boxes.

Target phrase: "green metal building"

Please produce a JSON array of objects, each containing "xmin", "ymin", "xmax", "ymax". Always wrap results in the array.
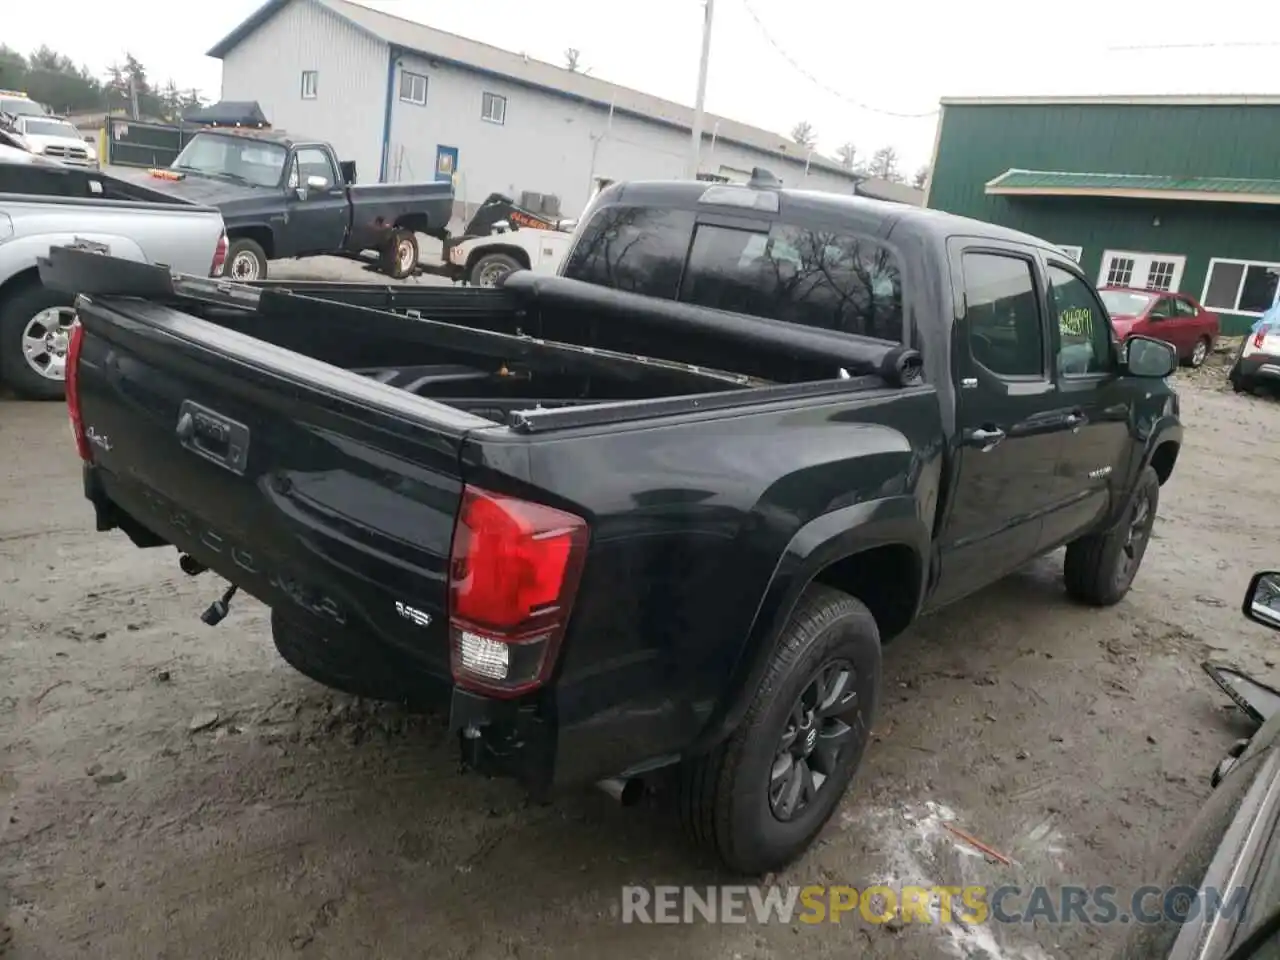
[{"xmin": 923, "ymin": 95, "xmax": 1280, "ymax": 334}]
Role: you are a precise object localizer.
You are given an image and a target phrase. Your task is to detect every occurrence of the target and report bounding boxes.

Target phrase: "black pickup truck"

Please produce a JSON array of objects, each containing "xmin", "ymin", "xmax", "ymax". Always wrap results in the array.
[
  {"xmin": 130, "ymin": 128, "xmax": 453, "ymax": 281},
  {"xmin": 49, "ymin": 177, "xmax": 1184, "ymax": 874}
]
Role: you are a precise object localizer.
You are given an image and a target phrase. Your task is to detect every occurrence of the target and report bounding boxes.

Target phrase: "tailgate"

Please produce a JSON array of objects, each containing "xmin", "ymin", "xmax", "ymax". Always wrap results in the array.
[{"xmin": 75, "ymin": 294, "xmax": 494, "ymax": 678}]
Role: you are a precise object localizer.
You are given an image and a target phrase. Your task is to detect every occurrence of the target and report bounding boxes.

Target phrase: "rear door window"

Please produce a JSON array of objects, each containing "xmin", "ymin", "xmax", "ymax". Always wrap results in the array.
[
  {"xmin": 561, "ymin": 205, "xmax": 695, "ymax": 300},
  {"xmin": 961, "ymin": 252, "xmax": 1045, "ymax": 378},
  {"xmin": 678, "ymin": 223, "xmax": 904, "ymax": 342}
]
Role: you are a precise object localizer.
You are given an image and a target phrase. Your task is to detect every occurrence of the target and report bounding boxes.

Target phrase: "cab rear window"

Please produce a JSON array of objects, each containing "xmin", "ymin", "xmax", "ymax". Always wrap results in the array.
[
  {"xmin": 561, "ymin": 205, "xmax": 694, "ymax": 300},
  {"xmin": 563, "ymin": 203, "xmax": 904, "ymax": 344},
  {"xmin": 680, "ymin": 222, "xmax": 903, "ymax": 343}
]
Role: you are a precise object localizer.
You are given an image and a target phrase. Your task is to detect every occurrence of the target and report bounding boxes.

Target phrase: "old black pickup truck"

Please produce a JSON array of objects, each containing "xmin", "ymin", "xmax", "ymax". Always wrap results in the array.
[
  {"xmin": 131, "ymin": 128, "xmax": 454, "ymax": 281},
  {"xmin": 48, "ymin": 176, "xmax": 1184, "ymax": 874}
]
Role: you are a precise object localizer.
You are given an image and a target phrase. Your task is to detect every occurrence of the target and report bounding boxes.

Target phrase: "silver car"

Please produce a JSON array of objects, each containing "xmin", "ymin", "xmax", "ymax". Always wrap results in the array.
[{"xmin": 0, "ymin": 156, "xmax": 226, "ymax": 399}]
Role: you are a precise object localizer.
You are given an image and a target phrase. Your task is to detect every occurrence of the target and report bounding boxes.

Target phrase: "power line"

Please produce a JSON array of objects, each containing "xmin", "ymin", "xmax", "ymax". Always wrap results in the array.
[
  {"xmin": 738, "ymin": 0, "xmax": 939, "ymax": 119},
  {"xmin": 1107, "ymin": 40, "xmax": 1280, "ymax": 51}
]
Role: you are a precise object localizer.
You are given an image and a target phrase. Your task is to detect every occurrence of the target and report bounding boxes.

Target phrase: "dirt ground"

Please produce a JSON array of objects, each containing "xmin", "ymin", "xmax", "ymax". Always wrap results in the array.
[{"xmin": 2, "ymin": 340, "xmax": 1278, "ymax": 960}]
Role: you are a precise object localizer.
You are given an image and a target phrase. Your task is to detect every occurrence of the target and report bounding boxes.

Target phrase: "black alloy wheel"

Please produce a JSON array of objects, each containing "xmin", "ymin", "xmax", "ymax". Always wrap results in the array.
[{"xmin": 769, "ymin": 659, "xmax": 858, "ymax": 822}]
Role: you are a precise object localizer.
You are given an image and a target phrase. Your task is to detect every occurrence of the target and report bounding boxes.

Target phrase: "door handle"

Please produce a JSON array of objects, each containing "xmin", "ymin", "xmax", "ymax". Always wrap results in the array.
[
  {"xmin": 963, "ymin": 426, "xmax": 1006, "ymax": 451},
  {"xmin": 1066, "ymin": 410, "xmax": 1087, "ymax": 429}
]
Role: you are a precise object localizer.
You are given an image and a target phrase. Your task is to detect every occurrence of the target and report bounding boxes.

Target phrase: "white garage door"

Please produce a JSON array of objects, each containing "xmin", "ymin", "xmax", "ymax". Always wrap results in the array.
[{"xmin": 1098, "ymin": 249, "xmax": 1186, "ymax": 292}]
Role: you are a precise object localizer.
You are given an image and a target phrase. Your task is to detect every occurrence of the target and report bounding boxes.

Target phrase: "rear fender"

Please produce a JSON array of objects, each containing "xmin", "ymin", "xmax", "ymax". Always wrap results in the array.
[{"xmin": 686, "ymin": 495, "xmax": 929, "ymax": 755}]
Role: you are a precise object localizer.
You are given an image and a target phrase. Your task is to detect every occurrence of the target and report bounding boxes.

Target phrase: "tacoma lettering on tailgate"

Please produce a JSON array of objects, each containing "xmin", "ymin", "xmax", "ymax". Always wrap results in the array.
[{"xmin": 136, "ymin": 485, "xmax": 349, "ymax": 626}]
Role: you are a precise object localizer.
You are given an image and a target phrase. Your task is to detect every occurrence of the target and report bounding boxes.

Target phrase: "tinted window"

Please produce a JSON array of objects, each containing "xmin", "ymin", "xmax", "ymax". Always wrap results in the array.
[
  {"xmin": 0, "ymin": 164, "xmax": 77, "ymax": 197},
  {"xmin": 679, "ymin": 223, "xmax": 903, "ymax": 342},
  {"xmin": 1149, "ymin": 297, "xmax": 1175, "ymax": 319},
  {"xmin": 1173, "ymin": 298, "xmax": 1198, "ymax": 318},
  {"xmin": 562, "ymin": 205, "xmax": 694, "ymax": 300},
  {"xmin": 1047, "ymin": 264, "xmax": 1111, "ymax": 376},
  {"xmin": 962, "ymin": 253, "xmax": 1044, "ymax": 377}
]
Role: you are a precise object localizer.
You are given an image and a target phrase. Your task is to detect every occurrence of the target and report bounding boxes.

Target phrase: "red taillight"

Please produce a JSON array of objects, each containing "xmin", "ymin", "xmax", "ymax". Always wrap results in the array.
[
  {"xmin": 1254, "ymin": 327, "xmax": 1267, "ymax": 349},
  {"xmin": 448, "ymin": 485, "xmax": 588, "ymax": 698},
  {"xmin": 210, "ymin": 231, "xmax": 228, "ymax": 277},
  {"xmin": 66, "ymin": 318, "xmax": 90, "ymax": 461}
]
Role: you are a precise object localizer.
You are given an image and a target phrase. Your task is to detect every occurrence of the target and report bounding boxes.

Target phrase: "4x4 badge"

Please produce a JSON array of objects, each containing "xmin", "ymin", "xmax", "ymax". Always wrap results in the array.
[{"xmin": 395, "ymin": 601, "xmax": 432, "ymax": 628}]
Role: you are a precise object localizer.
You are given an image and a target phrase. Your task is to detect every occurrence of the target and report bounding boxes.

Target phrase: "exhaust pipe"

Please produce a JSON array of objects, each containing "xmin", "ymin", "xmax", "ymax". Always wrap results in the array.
[{"xmin": 597, "ymin": 776, "xmax": 644, "ymax": 806}]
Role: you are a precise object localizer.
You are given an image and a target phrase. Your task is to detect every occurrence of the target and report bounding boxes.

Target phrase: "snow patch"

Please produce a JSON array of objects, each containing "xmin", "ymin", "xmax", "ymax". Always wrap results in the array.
[{"xmin": 844, "ymin": 800, "xmax": 1056, "ymax": 960}]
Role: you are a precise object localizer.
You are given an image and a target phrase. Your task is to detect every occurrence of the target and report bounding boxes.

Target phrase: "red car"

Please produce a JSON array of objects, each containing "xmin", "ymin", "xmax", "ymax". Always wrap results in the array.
[{"xmin": 1098, "ymin": 287, "xmax": 1220, "ymax": 368}]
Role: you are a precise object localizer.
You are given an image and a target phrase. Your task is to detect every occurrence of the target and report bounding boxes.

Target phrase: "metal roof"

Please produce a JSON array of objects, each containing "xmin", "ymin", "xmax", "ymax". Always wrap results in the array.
[
  {"xmin": 942, "ymin": 94, "xmax": 1280, "ymax": 107},
  {"xmin": 208, "ymin": 0, "xmax": 858, "ymax": 179},
  {"xmin": 985, "ymin": 168, "xmax": 1280, "ymax": 205}
]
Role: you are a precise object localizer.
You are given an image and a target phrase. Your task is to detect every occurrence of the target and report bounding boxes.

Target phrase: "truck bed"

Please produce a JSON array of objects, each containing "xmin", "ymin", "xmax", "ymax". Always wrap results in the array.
[{"xmin": 42, "ymin": 248, "xmax": 922, "ymax": 434}]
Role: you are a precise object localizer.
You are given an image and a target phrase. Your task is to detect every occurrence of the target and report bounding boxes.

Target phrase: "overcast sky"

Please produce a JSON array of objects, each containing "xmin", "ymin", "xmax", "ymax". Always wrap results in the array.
[{"xmin": 7, "ymin": 0, "xmax": 1279, "ymax": 174}]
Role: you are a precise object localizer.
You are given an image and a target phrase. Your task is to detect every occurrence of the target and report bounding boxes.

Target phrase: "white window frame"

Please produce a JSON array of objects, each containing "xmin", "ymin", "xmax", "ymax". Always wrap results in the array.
[
  {"xmin": 300, "ymin": 70, "xmax": 318, "ymax": 100},
  {"xmin": 1200, "ymin": 257, "xmax": 1280, "ymax": 317},
  {"xmin": 1056, "ymin": 245, "xmax": 1083, "ymax": 262},
  {"xmin": 1097, "ymin": 249, "xmax": 1186, "ymax": 293},
  {"xmin": 399, "ymin": 71, "xmax": 428, "ymax": 106},
  {"xmin": 481, "ymin": 92, "xmax": 506, "ymax": 125}
]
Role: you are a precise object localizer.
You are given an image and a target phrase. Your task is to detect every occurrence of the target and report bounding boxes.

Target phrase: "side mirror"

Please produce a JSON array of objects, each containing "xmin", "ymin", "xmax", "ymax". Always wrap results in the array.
[
  {"xmin": 1123, "ymin": 335, "xmax": 1177, "ymax": 378},
  {"xmin": 1245, "ymin": 571, "xmax": 1280, "ymax": 631},
  {"xmin": 491, "ymin": 220, "xmax": 510, "ymax": 234}
]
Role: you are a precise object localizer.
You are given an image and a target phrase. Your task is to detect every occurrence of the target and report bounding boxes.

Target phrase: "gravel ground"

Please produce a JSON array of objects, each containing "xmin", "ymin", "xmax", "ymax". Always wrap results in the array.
[{"xmin": 2, "ymin": 340, "xmax": 1278, "ymax": 960}]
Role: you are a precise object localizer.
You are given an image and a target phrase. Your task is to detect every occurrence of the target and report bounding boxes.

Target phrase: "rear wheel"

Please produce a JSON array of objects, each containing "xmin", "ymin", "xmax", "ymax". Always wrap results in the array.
[
  {"xmin": 679, "ymin": 584, "xmax": 881, "ymax": 875},
  {"xmin": 467, "ymin": 252, "xmax": 523, "ymax": 288},
  {"xmin": 379, "ymin": 229, "xmax": 419, "ymax": 279},
  {"xmin": 1064, "ymin": 465, "xmax": 1160, "ymax": 606},
  {"xmin": 271, "ymin": 610, "xmax": 416, "ymax": 702},
  {"xmin": 0, "ymin": 281, "xmax": 76, "ymax": 401},
  {"xmin": 225, "ymin": 238, "xmax": 268, "ymax": 281},
  {"xmin": 1188, "ymin": 336, "xmax": 1210, "ymax": 368}
]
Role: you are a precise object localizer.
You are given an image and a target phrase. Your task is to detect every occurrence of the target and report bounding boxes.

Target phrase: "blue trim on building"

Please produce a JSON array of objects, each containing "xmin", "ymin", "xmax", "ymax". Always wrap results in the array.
[{"xmin": 379, "ymin": 45, "xmax": 398, "ymax": 183}]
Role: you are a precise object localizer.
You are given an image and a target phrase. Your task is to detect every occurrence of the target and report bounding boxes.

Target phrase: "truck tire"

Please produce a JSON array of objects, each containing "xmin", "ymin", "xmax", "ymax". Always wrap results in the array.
[
  {"xmin": 0, "ymin": 280, "xmax": 76, "ymax": 401},
  {"xmin": 270, "ymin": 610, "xmax": 413, "ymax": 702},
  {"xmin": 1063, "ymin": 465, "xmax": 1160, "ymax": 607},
  {"xmin": 225, "ymin": 238, "xmax": 268, "ymax": 281},
  {"xmin": 679, "ymin": 584, "xmax": 881, "ymax": 875},
  {"xmin": 379, "ymin": 230, "xmax": 419, "ymax": 279},
  {"xmin": 467, "ymin": 253, "xmax": 522, "ymax": 288}
]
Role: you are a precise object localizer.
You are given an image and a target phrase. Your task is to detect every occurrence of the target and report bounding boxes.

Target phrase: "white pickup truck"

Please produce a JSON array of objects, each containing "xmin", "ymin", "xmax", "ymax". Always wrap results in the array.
[
  {"xmin": 439, "ymin": 178, "xmax": 613, "ymax": 287},
  {"xmin": 0, "ymin": 150, "xmax": 227, "ymax": 399}
]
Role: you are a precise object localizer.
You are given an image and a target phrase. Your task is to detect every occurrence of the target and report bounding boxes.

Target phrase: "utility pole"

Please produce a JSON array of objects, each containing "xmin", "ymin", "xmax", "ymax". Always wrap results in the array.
[{"xmin": 687, "ymin": 0, "xmax": 715, "ymax": 180}]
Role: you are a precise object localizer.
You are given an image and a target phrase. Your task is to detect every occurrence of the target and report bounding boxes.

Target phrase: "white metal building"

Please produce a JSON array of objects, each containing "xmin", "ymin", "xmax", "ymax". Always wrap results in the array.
[{"xmin": 208, "ymin": 0, "xmax": 868, "ymax": 218}]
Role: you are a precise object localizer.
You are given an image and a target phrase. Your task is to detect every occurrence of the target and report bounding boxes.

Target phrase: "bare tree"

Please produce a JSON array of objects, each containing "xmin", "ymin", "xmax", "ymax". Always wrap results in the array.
[
  {"xmin": 835, "ymin": 142, "xmax": 861, "ymax": 171},
  {"xmin": 868, "ymin": 145, "xmax": 903, "ymax": 182},
  {"xmin": 912, "ymin": 165, "xmax": 931, "ymax": 189},
  {"xmin": 564, "ymin": 48, "xmax": 581, "ymax": 72},
  {"xmin": 790, "ymin": 121, "xmax": 817, "ymax": 148}
]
